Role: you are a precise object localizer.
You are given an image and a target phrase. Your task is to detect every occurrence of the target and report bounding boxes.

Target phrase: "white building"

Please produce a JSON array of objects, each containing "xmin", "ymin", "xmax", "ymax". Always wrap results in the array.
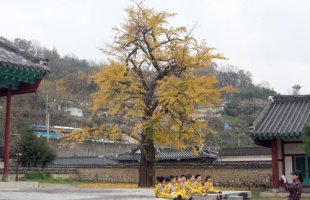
[{"xmin": 65, "ymin": 107, "xmax": 83, "ymax": 117}]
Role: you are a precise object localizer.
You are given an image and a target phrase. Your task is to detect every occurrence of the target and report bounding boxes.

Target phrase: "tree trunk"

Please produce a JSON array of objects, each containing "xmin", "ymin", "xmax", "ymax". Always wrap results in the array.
[{"xmin": 138, "ymin": 130, "xmax": 155, "ymax": 187}]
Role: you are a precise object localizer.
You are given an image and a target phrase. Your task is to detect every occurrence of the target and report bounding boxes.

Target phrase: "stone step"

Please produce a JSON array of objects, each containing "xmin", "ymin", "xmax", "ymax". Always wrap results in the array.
[
  {"xmin": 0, "ymin": 181, "xmax": 39, "ymax": 189},
  {"xmin": 158, "ymin": 191, "xmax": 251, "ymax": 200},
  {"xmin": 260, "ymin": 191, "xmax": 310, "ymax": 198},
  {"xmin": 190, "ymin": 191, "xmax": 251, "ymax": 200},
  {"xmin": 226, "ymin": 196, "xmax": 243, "ymax": 200}
]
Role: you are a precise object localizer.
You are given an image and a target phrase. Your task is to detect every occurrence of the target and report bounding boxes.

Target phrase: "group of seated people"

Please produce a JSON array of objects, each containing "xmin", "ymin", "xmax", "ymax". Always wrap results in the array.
[{"xmin": 155, "ymin": 174, "xmax": 221, "ymax": 200}]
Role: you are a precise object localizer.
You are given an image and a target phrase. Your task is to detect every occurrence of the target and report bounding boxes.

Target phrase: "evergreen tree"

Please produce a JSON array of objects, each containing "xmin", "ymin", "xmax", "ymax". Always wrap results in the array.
[
  {"xmin": 303, "ymin": 125, "xmax": 310, "ymax": 155},
  {"xmin": 18, "ymin": 129, "xmax": 56, "ymax": 168}
]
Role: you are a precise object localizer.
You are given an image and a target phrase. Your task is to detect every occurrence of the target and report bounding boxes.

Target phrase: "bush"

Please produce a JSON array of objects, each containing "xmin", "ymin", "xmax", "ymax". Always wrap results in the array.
[
  {"xmin": 18, "ymin": 128, "xmax": 56, "ymax": 168},
  {"xmin": 21, "ymin": 172, "xmax": 52, "ymax": 180},
  {"xmin": 303, "ymin": 125, "xmax": 310, "ymax": 155},
  {"xmin": 21, "ymin": 172, "xmax": 77, "ymax": 184}
]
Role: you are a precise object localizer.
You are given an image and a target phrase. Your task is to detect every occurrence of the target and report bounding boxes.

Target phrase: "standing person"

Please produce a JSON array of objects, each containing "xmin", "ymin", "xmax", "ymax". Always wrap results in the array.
[
  {"xmin": 204, "ymin": 175, "xmax": 221, "ymax": 194},
  {"xmin": 281, "ymin": 170, "xmax": 303, "ymax": 200}
]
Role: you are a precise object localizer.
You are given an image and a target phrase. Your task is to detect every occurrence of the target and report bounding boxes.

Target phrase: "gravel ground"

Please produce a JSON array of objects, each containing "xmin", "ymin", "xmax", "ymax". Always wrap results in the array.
[
  {"xmin": 0, "ymin": 186, "xmax": 252, "ymax": 200},
  {"xmin": 0, "ymin": 187, "xmax": 161, "ymax": 200}
]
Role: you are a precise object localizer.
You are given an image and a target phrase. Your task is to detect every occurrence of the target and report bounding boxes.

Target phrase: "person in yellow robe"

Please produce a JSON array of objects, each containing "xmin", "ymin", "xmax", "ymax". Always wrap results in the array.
[
  {"xmin": 185, "ymin": 174, "xmax": 206, "ymax": 196},
  {"xmin": 165, "ymin": 176, "xmax": 192, "ymax": 200},
  {"xmin": 194, "ymin": 174, "xmax": 207, "ymax": 194},
  {"xmin": 180, "ymin": 175, "xmax": 190, "ymax": 195},
  {"xmin": 180, "ymin": 175, "xmax": 187, "ymax": 188},
  {"xmin": 155, "ymin": 176, "xmax": 181, "ymax": 199},
  {"xmin": 204, "ymin": 175, "xmax": 221, "ymax": 194},
  {"xmin": 176, "ymin": 176, "xmax": 187, "ymax": 196}
]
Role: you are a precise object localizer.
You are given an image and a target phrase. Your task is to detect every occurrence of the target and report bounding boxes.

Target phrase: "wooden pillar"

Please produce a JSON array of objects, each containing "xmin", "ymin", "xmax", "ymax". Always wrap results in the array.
[
  {"xmin": 271, "ymin": 139, "xmax": 279, "ymax": 190},
  {"xmin": 281, "ymin": 140, "xmax": 285, "ymax": 177},
  {"xmin": 3, "ymin": 87, "xmax": 11, "ymax": 181}
]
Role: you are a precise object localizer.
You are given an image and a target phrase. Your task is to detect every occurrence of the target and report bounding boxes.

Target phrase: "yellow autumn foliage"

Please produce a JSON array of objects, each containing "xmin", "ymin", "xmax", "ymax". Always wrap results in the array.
[{"xmin": 62, "ymin": 2, "xmax": 232, "ymax": 150}]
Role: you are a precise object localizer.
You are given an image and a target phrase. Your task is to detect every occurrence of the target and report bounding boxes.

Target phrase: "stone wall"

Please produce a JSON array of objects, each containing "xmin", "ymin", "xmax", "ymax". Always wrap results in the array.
[
  {"xmin": 77, "ymin": 165, "xmax": 272, "ymax": 187},
  {"xmin": 78, "ymin": 166, "xmax": 138, "ymax": 183},
  {"xmin": 156, "ymin": 166, "xmax": 272, "ymax": 187},
  {"xmin": 0, "ymin": 164, "xmax": 271, "ymax": 187},
  {"xmin": 50, "ymin": 141, "xmax": 137, "ymax": 158},
  {"xmin": 0, "ymin": 172, "xmax": 78, "ymax": 181}
]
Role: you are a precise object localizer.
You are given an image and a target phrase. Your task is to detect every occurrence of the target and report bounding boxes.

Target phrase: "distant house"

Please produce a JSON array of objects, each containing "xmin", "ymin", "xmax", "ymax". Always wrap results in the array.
[
  {"xmin": 219, "ymin": 147, "xmax": 271, "ymax": 163},
  {"xmin": 65, "ymin": 107, "xmax": 83, "ymax": 117},
  {"xmin": 250, "ymin": 95, "xmax": 310, "ymax": 189},
  {"xmin": 32, "ymin": 125, "xmax": 82, "ymax": 139},
  {"xmin": 121, "ymin": 134, "xmax": 139, "ymax": 144},
  {"xmin": 191, "ymin": 104, "xmax": 225, "ymax": 121},
  {"xmin": 49, "ymin": 101, "xmax": 62, "ymax": 111},
  {"xmin": 223, "ymin": 122, "xmax": 232, "ymax": 131}
]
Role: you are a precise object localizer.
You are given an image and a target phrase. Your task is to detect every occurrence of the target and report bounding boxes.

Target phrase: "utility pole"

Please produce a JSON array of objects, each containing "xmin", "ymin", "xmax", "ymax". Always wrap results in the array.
[{"xmin": 46, "ymin": 92, "xmax": 50, "ymax": 141}]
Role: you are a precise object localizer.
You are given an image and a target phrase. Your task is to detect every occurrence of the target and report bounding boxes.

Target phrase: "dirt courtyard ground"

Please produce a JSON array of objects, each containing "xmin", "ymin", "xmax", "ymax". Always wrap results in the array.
[
  {"xmin": 1, "ymin": 187, "xmax": 309, "ymax": 200},
  {"xmin": 0, "ymin": 188, "xmax": 155, "ymax": 200}
]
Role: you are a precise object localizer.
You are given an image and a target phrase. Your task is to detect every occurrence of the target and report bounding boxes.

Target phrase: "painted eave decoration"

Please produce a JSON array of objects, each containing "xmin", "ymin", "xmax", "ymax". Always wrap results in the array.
[{"xmin": 0, "ymin": 38, "xmax": 50, "ymax": 96}]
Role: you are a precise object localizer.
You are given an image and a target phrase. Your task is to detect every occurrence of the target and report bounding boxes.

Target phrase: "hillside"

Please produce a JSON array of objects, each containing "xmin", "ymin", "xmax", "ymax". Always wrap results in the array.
[{"xmin": 0, "ymin": 37, "xmax": 278, "ymax": 150}]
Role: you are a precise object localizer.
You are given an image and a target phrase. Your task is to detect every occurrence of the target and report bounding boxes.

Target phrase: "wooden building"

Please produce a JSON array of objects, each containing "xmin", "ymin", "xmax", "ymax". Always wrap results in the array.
[
  {"xmin": 219, "ymin": 147, "xmax": 271, "ymax": 163},
  {"xmin": 250, "ymin": 95, "xmax": 310, "ymax": 190},
  {"xmin": 0, "ymin": 38, "xmax": 49, "ymax": 180}
]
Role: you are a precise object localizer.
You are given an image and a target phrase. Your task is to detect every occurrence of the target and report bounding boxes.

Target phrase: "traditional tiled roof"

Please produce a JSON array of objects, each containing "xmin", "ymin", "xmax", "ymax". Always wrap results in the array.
[
  {"xmin": 0, "ymin": 38, "xmax": 49, "ymax": 74},
  {"xmin": 220, "ymin": 147, "xmax": 271, "ymax": 156},
  {"xmin": 116, "ymin": 147, "xmax": 218, "ymax": 162},
  {"xmin": 52, "ymin": 156, "xmax": 117, "ymax": 165},
  {"xmin": 250, "ymin": 95, "xmax": 310, "ymax": 139}
]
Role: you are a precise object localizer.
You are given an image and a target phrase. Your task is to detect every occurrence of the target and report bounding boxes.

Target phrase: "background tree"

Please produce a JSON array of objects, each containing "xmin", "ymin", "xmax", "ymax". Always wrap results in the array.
[
  {"xmin": 69, "ymin": 2, "xmax": 230, "ymax": 187},
  {"xmin": 215, "ymin": 65, "xmax": 253, "ymax": 89},
  {"xmin": 303, "ymin": 125, "xmax": 310, "ymax": 155},
  {"xmin": 18, "ymin": 129, "xmax": 56, "ymax": 168},
  {"xmin": 224, "ymin": 87, "xmax": 277, "ymax": 117},
  {"xmin": 292, "ymin": 84, "xmax": 301, "ymax": 95}
]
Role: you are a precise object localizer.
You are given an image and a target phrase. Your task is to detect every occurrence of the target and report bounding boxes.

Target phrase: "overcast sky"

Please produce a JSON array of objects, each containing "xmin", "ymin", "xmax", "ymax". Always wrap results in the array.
[{"xmin": 1, "ymin": 0, "xmax": 309, "ymax": 94}]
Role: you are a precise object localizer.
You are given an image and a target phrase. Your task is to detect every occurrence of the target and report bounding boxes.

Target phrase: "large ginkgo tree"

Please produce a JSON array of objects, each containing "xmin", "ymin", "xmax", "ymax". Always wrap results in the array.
[{"xmin": 70, "ymin": 2, "xmax": 230, "ymax": 187}]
